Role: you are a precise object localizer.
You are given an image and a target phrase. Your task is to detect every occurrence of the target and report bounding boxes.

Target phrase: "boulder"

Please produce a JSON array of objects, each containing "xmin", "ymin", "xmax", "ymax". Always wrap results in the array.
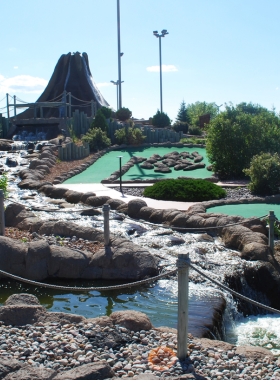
[
  {"xmin": 154, "ymin": 167, "xmax": 172, "ymax": 173},
  {"xmin": 0, "ymin": 139, "xmax": 12, "ymax": 151},
  {"xmin": 174, "ymin": 164, "xmax": 188, "ymax": 171},
  {"xmin": 138, "ymin": 207, "xmax": 156, "ymax": 220},
  {"xmin": 5, "ymin": 157, "xmax": 17, "ymax": 167},
  {"xmin": 127, "ymin": 199, "xmax": 147, "ymax": 218},
  {"xmin": 0, "ymin": 359, "xmax": 26, "ymax": 379},
  {"xmin": 106, "ymin": 198, "xmax": 126, "ymax": 210},
  {"xmin": 207, "ymin": 164, "xmax": 213, "ymax": 171},
  {"xmin": 53, "ymin": 362, "xmax": 114, "ymax": 380},
  {"xmin": 35, "ymin": 164, "xmax": 51, "ymax": 173},
  {"xmin": 64, "ymin": 190, "xmax": 83, "ymax": 204},
  {"xmin": 149, "ymin": 210, "xmax": 165, "ymax": 224},
  {"xmin": 38, "ymin": 184, "xmax": 54, "ymax": 195},
  {"xmin": 170, "ymin": 213, "xmax": 190, "ymax": 227},
  {"xmin": 80, "ymin": 192, "xmax": 96, "ymax": 203},
  {"xmin": 183, "ymin": 163, "xmax": 205, "ymax": 171},
  {"xmin": 25, "ymin": 240, "xmax": 51, "ymax": 280},
  {"xmin": 241, "ymin": 242, "xmax": 272, "ymax": 261},
  {"xmin": 140, "ymin": 162, "xmax": 154, "ymax": 169},
  {"xmin": 110, "ymin": 310, "xmax": 153, "ymax": 331},
  {"xmin": 4, "ymin": 294, "xmax": 40, "ymax": 306},
  {"xmin": 5, "ymin": 203, "xmax": 36, "ymax": 227},
  {"xmin": 4, "ymin": 366, "xmax": 56, "ymax": 379},
  {"xmin": 49, "ymin": 187, "xmax": 69, "ymax": 199},
  {"xmin": 86, "ymin": 196, "xmax": 111, "ymax": 207},
  {"xmin": 235, "ymin": 344, "xmax": 274, "ymax": 360}
]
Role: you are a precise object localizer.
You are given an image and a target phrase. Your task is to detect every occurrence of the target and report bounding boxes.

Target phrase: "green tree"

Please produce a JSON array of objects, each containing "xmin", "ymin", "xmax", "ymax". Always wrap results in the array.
[
  {"xmin": 82, "ymin": 127, "xmax": 111, "ymax": 151},
  {"xmin": 186, "ymin": 101, "xmax": 218, "ymax": 128},
  {"xmin": 115, "ymin": 126, "xmax": 146, "ymax": 145},
  {"xmin": 99, "ymin": 106, "xmax": 112, "ymax": 119},
  {"xmin": 151, "ymin": 110, "xmax": 171, "ymax": 128},
  {"xmin": 176, "ymin": 100, "xmax": 191, "ymax": 123},
  {"xmin": 115, "ymin": 107, "xmax": 132, "ymax": 121},
  {"xmin": 206, "ymin": 102, "xmax": 280, "ymax": 178},
  {"xmin": 90, "ymin": 109, "xmax": 109, "ymax": 134}
]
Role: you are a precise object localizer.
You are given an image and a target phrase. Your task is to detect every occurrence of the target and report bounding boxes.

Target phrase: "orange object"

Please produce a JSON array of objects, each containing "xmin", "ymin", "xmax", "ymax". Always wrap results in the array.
[{"xmin": 148, "ymin": 346, "xmax": 177, "ymax": 371}]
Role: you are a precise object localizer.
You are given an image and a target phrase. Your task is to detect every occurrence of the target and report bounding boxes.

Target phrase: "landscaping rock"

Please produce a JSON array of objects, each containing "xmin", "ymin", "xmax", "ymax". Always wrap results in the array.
[
  {"xmin": 4, "ymin": 366, "xmax": 56, "ymax": 379},
  {"xmin": 4, "ymin": 294, "xmax": 40, "ymax": 306},
  {"xmin": 138, "ymin": 207, "xmax": 156, "ymax": 220},
  {"xmin": 140, "ymin": 162, "xmax": 154, "ymax": 169},
  {"xmin": 53, "ymin": 362, "xmax": 114, "ymax": 380},
  {"xmin": 5, "ymin": 157, "xmax": 17, "ymax": 167},
  {"xmin": 0, "ymin": 139, "xmax": 12, "ymax": 151},
  {"xmin": 80, "ymin": 192, "xmax": 96, "ymax": 203},
  {"xmin": 106, "ymin": 198, "xmax": 126, "ymax": 210},
  {"xmin": 154, "ymin": 167, "xmax": 172, "ymax": 173},
  {"xmin": 183, "ymin": 163, "xmax": 205, "ymax": 171},
  {"xmin": 86, "ymin": 196, "xmax": 111, "ymax": 207},
  {"xmin": 64, "ymin": 190, "xmax": 83, "ymax": 204},
  {"xmin": 110, "ymin": 310, "xmax": 153, "ymax": 331},
  {"xmin": 127, "ymin": 199, "xmax": 147, "ymax": 218},
  {"xmin": 49, "ymin": 187, "xmax": 69, "ymax": 199}
]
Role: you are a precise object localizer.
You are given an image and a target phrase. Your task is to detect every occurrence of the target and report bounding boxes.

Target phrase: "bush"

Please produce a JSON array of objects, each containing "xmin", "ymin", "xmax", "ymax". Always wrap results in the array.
[
  {"xmin": 143, "ymin": 179, "xmax": 226, "ymax": 202},
  {"xmin": 206, "ymin": 102, "xmax": 280, "ymax": 178},
  {"xmin": 0, "ymin": 173, "xmax": 9, "ymax": 199},
  {"xmin": 173, "ymin": 121, "xmax": 189, "ymax": 134},
  {"xmin": 115, "ymin": 107, "xmax": 132, "ymax": 121},
  {"xmin": 151, "ymin": 110, "xmax": 171, "ymax": 128},
  {"xmin": 189, "ymin": 126, "xmax": 202, "ymax": 135},
  {"xmin": 90, "ymin": 109, "xmax": 109, "ymax": 133},
  {"xmin": 100, "ymin": 106, "xmax": 112, "ymax": 119},
  {"xmin": 82, "ymin": 127, "xmax": 111, "ymax": 151},
  {"xmin": 115, "ymin": 126, "xmax": 146, "ymax": 145},
  {"xmin": 244, "ymin": 153, "xmax": 280, "ymax": 195}
]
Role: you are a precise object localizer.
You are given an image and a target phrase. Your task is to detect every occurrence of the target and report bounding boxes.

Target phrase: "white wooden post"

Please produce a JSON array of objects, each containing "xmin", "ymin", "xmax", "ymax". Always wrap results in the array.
[
  {"xmin": 177, "ymin": 252, "xmax": 189, "ymax": 361},
  {"xmin": 0, "ymin": 190, "xmax": 5, "ymax": 236},
  {"xmin": 269, "ymin": 210, "xmax": 276, "ymax": 254},
  {"xmin": 103, "ymin": 204, "xmax": 110, "ymax": 246}
]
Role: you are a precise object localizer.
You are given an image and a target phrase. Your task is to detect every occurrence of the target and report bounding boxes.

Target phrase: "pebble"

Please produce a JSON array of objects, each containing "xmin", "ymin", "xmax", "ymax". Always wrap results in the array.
[{"xmin": 0, "ymin": 323, "xmax": 279, "ymax": 379}]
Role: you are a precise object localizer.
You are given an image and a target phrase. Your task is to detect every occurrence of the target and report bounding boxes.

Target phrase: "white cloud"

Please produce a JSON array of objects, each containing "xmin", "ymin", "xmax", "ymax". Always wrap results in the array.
[
  {"xmin": 276, "ymin": 87, "xmax": 279, "ymax": 90},
  {"xmin": 14, "ymin": 66, "xmax": 18, "ymax": 69},
  {"xmin": 146, "ymin": 65, "xmax": 178, "ymax": 72},
  {"xmin": 96, "ymin": 82, "xmax": 112, "ymax": 88},
  {"xmin": 0, "ymin": 75, "xmax": 48, "ymax": 94}
]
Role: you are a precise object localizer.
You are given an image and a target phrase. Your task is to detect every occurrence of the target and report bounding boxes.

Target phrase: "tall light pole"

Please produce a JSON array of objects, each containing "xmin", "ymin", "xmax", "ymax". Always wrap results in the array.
[
  {"xmin": 117, "ymin": 0, "xmax": 123, "ymax": 109},
  {"xmin": 153, "ymin": 29, "xmax": 169, "ymax": 113},
  {"xmin": 215, "ymin": 104, "xmax": 223, "ymax": 114},
  {"xmin": 111, "ymin": 80, "xmax": 124, "ymax": 110}
]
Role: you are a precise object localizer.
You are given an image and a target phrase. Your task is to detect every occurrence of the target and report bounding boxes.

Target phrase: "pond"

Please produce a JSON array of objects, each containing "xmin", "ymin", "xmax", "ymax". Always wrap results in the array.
[{"xmin": 64, "ymin": 146, "xmax": 211, "ymax": 184}]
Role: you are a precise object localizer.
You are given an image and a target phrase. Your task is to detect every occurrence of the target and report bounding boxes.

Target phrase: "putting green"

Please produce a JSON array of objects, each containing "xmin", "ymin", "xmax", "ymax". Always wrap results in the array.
[
  {"xmin": 207, "ymin": 203, "xmax": 280, "ymax": 219},
  {"xmin": 64, "ymin": 146, "xmax": 211, "ymax": 184}
]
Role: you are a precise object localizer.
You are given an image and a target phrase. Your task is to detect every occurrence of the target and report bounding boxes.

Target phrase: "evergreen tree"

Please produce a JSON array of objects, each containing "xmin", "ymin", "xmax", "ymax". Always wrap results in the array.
[
  {"xmin": 176, "ymin": 100, "xmax": 190, "ymax": 123},
  {"xmin": 90, "ymin": 109, "xmax": 109, "ymax": 134}
]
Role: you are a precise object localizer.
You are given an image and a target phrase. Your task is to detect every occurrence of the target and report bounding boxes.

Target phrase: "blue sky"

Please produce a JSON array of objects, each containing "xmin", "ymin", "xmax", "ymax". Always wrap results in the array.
[{"xmin": 1, "ymin": 0, "xmax": 280, "ymax": 121}]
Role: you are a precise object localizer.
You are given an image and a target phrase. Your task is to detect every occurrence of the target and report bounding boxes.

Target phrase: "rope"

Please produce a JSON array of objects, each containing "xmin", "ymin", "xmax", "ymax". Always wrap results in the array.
[
  {"xmin": 0, "ymin": 268, "xmax": 177, "ymax": 291},
  {"xmin": 189, "ymin": 262, "xmax": 280, "ymax": 315},
  {"xmin": 111, "ymin": 210, "xmax": 269, "ymax": 232}
]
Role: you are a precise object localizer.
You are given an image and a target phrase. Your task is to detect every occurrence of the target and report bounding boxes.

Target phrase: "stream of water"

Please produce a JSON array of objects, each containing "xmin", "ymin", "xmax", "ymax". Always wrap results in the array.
[{"xmin": 1, "ymin": 149, "xmax": 280, "ymax": 354}]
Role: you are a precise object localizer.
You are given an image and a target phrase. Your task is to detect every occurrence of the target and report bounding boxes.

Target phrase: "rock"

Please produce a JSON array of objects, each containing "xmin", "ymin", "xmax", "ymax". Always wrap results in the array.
[
  {"xmin": 235, "ymin": 344, "xmax": 274, "ymax": 360},
  {"xmin": 183, "ymin": 163, "xmax": 205, "ymax": 171},
  {"xmin": 168, "ymin": 236, "xmax": 185, "ymax": 246},
  {"xmin": 131, "ymin": 375, "xmax": 159, "ymax": 380},
  {"xmin": 0, "ymin": 139, "xmax": 12, "ymax": 151},
  {"xmin": 80, "ymin": 192, "xmax": 96, "ymax": 203},
  {"xmin": 86, "ymin": 196, "xmax": 111, "ymax": 207},
  {"xmin": 25, "ymin": 240, "xmax": 51, "ymax": 280},
  {"xmin": 140, "ymin": 162, "xmax": 154, "ymax": 169},
  {"xmin": 241, "ymin": 242, "xmax": 272, "ymax": 261},
  {"xmin": 3, "ymin": 366, "xmax": 56, "ymax": 379},
  {"xmin": 170, "ymin": 213, "xmax": 190, "ymax": 227},
  {"xmin": 0, "ymin": 359, "xmax": 26, "ymax": 379},
  {"xmin": 174, "ymin": 164, "xmax": 188, "ymax": 171},
  {"xmin": 193, "ymin": 337, "xmax": 234, "ymax": 352},
  {"xmin": 64, "ymin": 190, "xmax": 83, "ymax": 204},
  {"xmin": 5, "ymin": 157, "xmax": 17, "ymax": 167},
  {"xmin": 110, "ymin": 310, "xmax": 153, "ymax": 331},
  {"xmin": 4, "ymin": 294, "xmax": 40, "ymax": 306},
  {"xmin": 38, "ymin": 184, "xmax": 54, "ymax": 195},
  {"xmin": 106, "ymin": 198, "xmax": 126, "ymax": 210},
  {"xmin": 162, "ymin": 159, "xmax": 177, "ymax": 167},
  {"xmin": 196, "ymin": 234, "xmax": 214, "ymax": 242},
  {"xmin": 127, "ymin": 199, "xmax": 147, "ymax": 218},
  {"xmin": 207, "ymin": 164, "xmax": 213, "ymax": 171},
  {"xmin": 116, "ymin": 204, "xmax": 128, "ymax": 214},
  {"xmin": 53, "ymin": 362, "xmax": 114, "ymax": 380},
  {"xmin": 49, "ymin": 187, "xmax": 69, "ymax": 199},
  {"xmin": 138, "ymin": 207, "xmax": 156, "ymax": 220},
  {"xmin": 149, "ymin": 210, "xmax": 165, "ymax": 224},
  {"xmin": 79, "ymin": 208, "xmax": 102, "ymax": 216},
  {"xmin": 35, "ymin": 164, "xmax": 51, "ymax": 173},
  {"xmin": 154, "ymin": 166, "xmax": 172, "ymax": 173}
]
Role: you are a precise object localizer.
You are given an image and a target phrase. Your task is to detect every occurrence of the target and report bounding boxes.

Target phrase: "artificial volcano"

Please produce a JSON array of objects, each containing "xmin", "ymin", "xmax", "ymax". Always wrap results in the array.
[{"xmin": 17, "ymin": 52, "xmax": 109, "ymax": 119}]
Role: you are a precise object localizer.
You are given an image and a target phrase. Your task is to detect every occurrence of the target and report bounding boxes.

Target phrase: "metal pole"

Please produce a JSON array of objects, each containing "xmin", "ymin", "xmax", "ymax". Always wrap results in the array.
[
  {"xmin": 0, "ymin": 190, "xmax": 5, "ymax": 236},
  {"xmin": 14, "ymin": 95, "xmax": 17, "ymax": 119},
  {"xmin": 159, "ymin": 36, "xmax": 163, "ymax": 113},
  {"xmin": 103, "ymin": 204, "xmax": 110, "ymax": 246},
  {"xmin": 177, "ymin": 252, "xmax": 189, "ymax": 361},
  {"xmin": 117, "ymin": 0, "xmax": 122, "ymax": 109},
  {"xmin": 269, "ymin": 210, "xmax": 275, "ymax": 254},
  {"xmin": 117, "ymin": 83, "xmax": 119, "ymax": 110},
  {"xmin": 6, "ymin": 94, "xmax": 10, "ymax": 122},
  {"xmin": 119, "ymin": 156, "xmax": 122, "ymax": 193}
]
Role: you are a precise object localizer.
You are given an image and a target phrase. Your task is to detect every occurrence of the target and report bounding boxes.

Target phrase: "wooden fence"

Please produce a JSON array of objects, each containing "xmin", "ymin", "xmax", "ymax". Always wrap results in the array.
[
  {"xmin": 0, "ymin": 114, "xmax": 10, "ymax": 138},
  {"xmin": 58, "ymin": 142, "xmax": 90, "ymax": 161}
]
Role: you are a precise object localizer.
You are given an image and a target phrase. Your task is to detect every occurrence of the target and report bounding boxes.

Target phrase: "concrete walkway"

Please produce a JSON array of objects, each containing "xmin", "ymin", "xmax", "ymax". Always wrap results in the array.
[{"xmin": 55, "ymin": 183, "xmax": 197, "ymax": 211}]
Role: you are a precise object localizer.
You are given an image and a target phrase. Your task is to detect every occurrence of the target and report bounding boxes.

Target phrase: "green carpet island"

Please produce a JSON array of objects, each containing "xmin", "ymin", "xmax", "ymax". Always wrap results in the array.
[
  {"xmin": 207, "ymin": 203, "xmax": 280, "ymax": 219},
  {"xmin": 64, "ymin": 146, "xmax": 211, "ymax": 184}
]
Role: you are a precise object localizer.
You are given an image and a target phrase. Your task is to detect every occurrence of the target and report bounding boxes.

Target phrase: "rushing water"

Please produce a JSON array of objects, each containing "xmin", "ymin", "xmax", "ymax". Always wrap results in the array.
[{"xmin": 1, "ymin": 150, "xmax": 280, "ymax": 351}]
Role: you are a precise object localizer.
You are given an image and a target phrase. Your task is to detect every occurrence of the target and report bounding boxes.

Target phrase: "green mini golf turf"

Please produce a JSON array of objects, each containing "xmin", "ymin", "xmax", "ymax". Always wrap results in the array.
[
  {"xmin": 207, "ymin": 203, "xmax": 280, "ymax": 219},
  {"xmin": 64, "ymin": 146, "xmax": 211, "ymax": 184}
]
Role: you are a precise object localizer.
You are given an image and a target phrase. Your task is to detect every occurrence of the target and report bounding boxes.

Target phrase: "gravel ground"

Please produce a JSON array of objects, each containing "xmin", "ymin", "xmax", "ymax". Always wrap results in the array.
[
  {"xmin": 0, "ymin": 322, "xmax": 279, "ymax": 379},
  {"xmin": 5, "ymin": 227, "xmax": 104, "ymax": 255},
  {"xmin": 111, "ymin": 186, "xmax": 255, "ymax": 201}
]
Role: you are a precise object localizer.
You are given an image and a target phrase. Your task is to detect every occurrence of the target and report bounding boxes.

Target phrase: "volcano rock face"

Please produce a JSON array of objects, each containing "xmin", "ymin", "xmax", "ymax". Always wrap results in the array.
[{"xmin": 17, "ymin": 52, "xmax": 109, "ymax": 119}]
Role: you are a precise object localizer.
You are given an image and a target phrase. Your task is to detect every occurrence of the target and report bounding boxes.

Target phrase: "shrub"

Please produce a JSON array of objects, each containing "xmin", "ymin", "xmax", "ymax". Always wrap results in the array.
[
  {"xmin": 206, "ymin": 103, "xmax": 280, "ymax": 178},
  {"xmin": 82, "ymin": 127, "xmax": 111, "ymax": 151},
  {"xmin": 0, "ymin": 173, "xmax": 9, "ymax": 199},
  {"xmin": 90, "ymin": 109, "xmax": 109, "ymax": 133},
  {"xmin": 115, "ymin": 126, "xmax": 146, "ymax": 145},
  {"xmin": 244, "ymin": 152, "xmax": 280, "ymax": 195},
  {"xmin": 115, "ymin": 107, "xmax": 132, "ymax": 121},
  {"xmin": 68, "ymin": 122, "xmax": 78, "ymax": 143},
  {"xmin": 100, "ymin": 106, "xmax": 112, "ymax": 119},
  {"xmin": 151, "ymin": 110, "xmax": 171, "ymax": 128},
  {"xmin": 143, "ymin": 179, "xmax": 226, "ymax": 202},
  {"xmin": 173, "ymin": 121, "xmax": 189, "ymax": 134},
  {"xmin": 189, "ymin": 126, "xmax": 202, "ymax": 135}
]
